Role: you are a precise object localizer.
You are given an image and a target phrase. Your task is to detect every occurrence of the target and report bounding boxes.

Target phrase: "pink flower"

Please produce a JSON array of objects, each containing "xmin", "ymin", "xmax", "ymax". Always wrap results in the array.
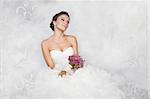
[{"xmin": 68, "ymin": 54, "xmax": 85, "ymax": 70}]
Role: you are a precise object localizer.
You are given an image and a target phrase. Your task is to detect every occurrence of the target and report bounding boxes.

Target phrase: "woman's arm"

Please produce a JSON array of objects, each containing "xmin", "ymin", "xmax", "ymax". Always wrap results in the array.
[
  {"xmin": 41, "ymin": 41, "xmax": 54, "ymax": 69},
  {"xmin": 70, "ymin": 35, "xmax": 79, "ymax": 55}
]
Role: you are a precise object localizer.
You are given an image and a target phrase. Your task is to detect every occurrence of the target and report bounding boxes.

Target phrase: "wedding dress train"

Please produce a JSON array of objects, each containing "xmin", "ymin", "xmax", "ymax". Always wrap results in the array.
[{"xmin": 29, "ymin": 47, "xmax": 126, "ymax": 99}]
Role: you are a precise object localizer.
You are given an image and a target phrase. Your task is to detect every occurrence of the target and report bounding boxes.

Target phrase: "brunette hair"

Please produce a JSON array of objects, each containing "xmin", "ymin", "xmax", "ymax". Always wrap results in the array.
[{"xmin": 50, "ymin": 11, "xmax": 70, "ymax": 31}]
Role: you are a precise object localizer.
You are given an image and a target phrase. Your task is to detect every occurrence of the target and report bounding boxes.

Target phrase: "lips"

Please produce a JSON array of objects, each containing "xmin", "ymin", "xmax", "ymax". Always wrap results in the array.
[{"xmin": 63, "ymin": 25, "xmax": 67, "ymax": 28}]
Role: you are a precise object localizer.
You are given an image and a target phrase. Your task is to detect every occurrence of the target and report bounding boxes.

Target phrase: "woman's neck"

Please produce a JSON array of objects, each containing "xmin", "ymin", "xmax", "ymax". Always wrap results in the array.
[{"xmin": 53, "ymin": 29, "xmax": 65, "ymax": 40}]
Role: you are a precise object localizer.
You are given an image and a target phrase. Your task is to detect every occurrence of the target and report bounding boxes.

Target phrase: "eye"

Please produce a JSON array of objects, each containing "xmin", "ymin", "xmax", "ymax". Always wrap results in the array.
[
  {"xmin": 67, "ymin": 21, "xmax": 69, "ymax": 23},
  {"xmin": 61, "ymin": 19, "xmax": 64, "ymax": 21}
]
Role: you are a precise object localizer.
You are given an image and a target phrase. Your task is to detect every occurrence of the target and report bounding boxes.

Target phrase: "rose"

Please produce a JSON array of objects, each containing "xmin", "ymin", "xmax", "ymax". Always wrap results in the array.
[
  {"xmin": 68, "ymin": 55, "xmax": 85, "ymax": 71},
  {"xmin": 58, "ymin": 55, "xmax": 85, "ymax": 77}
]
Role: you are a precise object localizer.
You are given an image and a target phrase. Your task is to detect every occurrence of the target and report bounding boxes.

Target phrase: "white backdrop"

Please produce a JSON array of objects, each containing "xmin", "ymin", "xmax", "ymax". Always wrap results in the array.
[{"xmin": 0, "ymin": 0, "xmax": 148, "ymax": 98}]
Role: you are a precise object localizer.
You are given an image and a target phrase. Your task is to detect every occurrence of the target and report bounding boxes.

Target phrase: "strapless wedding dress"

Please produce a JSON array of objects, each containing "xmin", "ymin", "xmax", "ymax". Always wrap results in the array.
[{"xmin": 29, "ymin": 47, "xmax": 126, "ymax": 99}]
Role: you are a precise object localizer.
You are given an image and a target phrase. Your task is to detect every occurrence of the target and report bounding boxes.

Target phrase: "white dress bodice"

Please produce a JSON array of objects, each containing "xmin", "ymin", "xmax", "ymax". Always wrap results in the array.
[{"xmin": 50, "ymin": 47, "xmax": 74, "ymax": 70}]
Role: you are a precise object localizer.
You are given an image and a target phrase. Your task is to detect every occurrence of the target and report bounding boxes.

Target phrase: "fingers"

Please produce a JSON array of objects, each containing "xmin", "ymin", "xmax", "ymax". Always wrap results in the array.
[{"xmin": 58, "ymin": 70, "xmax": 67, "ymax": 77}]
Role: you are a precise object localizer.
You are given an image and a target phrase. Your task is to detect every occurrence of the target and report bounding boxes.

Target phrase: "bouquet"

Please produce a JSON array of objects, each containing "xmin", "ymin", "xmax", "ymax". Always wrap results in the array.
[
  {"xmin": 68, "ymin": 54, "xmax": 85, "ymax": 71},
  {"xmin": 58, "ymin": 54, "xmax": 85, "ymax": 77}
]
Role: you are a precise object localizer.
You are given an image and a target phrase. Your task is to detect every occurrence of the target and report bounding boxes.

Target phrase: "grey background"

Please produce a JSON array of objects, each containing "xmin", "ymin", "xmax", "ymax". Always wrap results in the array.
[{"xmin": 0, "ymin": 0, "xmax": 148, "ymax": 99}]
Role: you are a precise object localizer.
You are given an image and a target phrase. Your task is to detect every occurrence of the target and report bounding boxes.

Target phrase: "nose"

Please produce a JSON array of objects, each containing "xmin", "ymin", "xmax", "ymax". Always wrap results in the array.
[
  {"xmin": 63, "ymin": 21, "xmax": 68, "ymax": 27},
  {"xmin": 64, "ymin": 21, "xmax": 68, "ymax": 25}
]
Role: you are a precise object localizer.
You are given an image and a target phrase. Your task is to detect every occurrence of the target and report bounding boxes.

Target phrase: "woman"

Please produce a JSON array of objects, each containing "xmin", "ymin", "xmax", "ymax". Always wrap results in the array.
[
  {"xmin": 33, "ymin": 11, "xmax": 126, "ymax": 99},
  {"xmin": 41, "ymin": 11, "xmax": 78, "ymax": 76}
]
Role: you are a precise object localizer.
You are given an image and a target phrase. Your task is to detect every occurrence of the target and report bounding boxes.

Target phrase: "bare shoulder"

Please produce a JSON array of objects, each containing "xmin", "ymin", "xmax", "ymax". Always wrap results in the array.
[
  {"xmin": 41, "ymin": 40, "xmax": 49, "ymax": 51},
  {"xmin": 66, "ymin": 34, "xmax": 77, "ymax": 41},
  {"xmin": 41, "ymin": 36, "xmax": 53, "ymax": 49},
  {"xmin": 41, "ymin": 39, "xmax": 48, "ymax": 46}
]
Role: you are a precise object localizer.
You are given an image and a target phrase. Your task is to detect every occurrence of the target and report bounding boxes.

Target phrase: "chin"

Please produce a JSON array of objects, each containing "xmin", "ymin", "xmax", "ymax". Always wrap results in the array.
[{"xmin": 59, "ymin": 27, "xmax": 67, "ymax": 32}]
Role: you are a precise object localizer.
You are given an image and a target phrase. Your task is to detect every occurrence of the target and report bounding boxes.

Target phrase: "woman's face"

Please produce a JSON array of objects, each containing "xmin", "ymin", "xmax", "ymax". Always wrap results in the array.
[{"xmin": 53, "ymin": 14, "xmax": 70, "ymax": 32}]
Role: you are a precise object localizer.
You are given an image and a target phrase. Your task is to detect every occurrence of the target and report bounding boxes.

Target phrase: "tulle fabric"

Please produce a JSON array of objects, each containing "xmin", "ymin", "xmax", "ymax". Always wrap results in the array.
[
  {"xmin": 28, "ymin": 64, "xmax": 125, "ymax": 99},
  {"xmin": 1, "ymin": 47, "xmax": 126, "ymax": 99}
]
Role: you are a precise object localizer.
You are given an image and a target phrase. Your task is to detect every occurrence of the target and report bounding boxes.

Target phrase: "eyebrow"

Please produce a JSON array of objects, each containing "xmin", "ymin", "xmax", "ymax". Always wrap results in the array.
[{"xmin": 60, "ymin": 16, "xmax": 69, "ymax": 21}]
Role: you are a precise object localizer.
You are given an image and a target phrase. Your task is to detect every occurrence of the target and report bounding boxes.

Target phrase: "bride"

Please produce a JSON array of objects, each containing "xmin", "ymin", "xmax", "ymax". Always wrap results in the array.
[{"xmin": 32, "ymin": 11, "xmax": 126, "ymax": 99}]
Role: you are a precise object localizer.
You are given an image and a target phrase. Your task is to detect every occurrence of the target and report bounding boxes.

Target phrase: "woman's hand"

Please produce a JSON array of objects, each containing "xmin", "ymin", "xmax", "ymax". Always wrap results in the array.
[{"xmin": 58, "ymin": 70, "xmax": 67, "ymax": 77}]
